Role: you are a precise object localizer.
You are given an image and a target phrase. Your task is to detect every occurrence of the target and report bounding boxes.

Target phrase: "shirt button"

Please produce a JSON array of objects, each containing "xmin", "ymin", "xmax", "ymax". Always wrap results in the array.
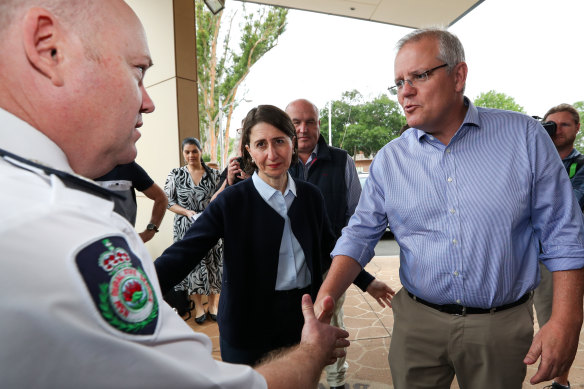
[
  {"xmin": 446, "ymin": 148, "xmax": 451, "ymax": 153},
  {"xmin": 447, "ymin": 177, "xmax": 453, "ymax": 182},
  {"xmin": 450, "ymin": 208, "xmax": 456, "ymax": 214},
  {"xmin": 452, "ymin": 239, "xmax": 458, "ymax": 245},
  {"xmin": 456, "ymin": 299, "xmax": 462, "ymax": 304},
  {"xmin": 454, "ymin": 271, "xmax": 459, "ymax": 276},
  {"xmin": 429, "ymin": 135, "xmax": 435, "ymax": 140}
]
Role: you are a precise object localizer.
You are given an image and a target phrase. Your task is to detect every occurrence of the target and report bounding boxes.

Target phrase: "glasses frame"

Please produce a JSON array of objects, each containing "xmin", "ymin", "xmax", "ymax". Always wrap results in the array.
[{"xmin": 388, "ymin": 63, "xmax": 449, "ymax": 96}]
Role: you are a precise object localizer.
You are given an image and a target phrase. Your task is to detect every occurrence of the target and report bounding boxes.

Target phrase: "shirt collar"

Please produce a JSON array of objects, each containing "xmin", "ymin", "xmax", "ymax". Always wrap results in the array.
[
  {"xmin": 414, "ymin": 96, "xmax": 479, "ymax": 142},
  {"xmin": 0, "ymin": 107, "xmax": 74, "ymax": 173},
  {"xmin": 311, "ymin": 142, "xmax": 319, "ymax": 156},
  {"xmin": 252, "ymin": 171, "xmax": 296, "ymax": 202},
  {"xmin": 566, "ymin": 148, "xmax": 581, "ymax": 160},
  {"xmin": 304, "ymin": 143, "xmax": 319, "ymax": 166}
]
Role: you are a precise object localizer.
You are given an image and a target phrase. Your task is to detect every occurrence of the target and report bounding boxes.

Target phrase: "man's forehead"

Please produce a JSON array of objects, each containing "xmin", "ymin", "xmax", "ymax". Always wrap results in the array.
[
  {"xmin": 289, "ymin": 104, "xmax": 317, "ymax": 119},
  {"xmin": 548, "ymin": 111, "xmax": 576, "ymax": 122},
  {"xmin": 394, "ymin": 38, "xmax": 438, "ymax": 74}
]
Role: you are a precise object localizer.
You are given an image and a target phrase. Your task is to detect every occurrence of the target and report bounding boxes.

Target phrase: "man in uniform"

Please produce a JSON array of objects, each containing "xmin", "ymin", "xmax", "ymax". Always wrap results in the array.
[
  {"xmin": 287, "ymin": 98, "xmax": 394, "ymax": 389},
  {"xmin": 314, "ymin": 28, "xmax": 584, "ymax": 389},
  {"xmin": 0, "ymin": 1, "xmax": 348, "ymax": 387},
  {"xmin": 533, "ymin": 103, "xmax": 584, "ymax": 389}
]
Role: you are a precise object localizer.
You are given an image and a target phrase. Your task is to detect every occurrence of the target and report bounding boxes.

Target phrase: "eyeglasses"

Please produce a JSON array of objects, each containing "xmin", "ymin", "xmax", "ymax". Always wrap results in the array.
[
  {"xmin": 236, "ymin": 128, "xmax": 242, "ymax": 135},
  {"xmin": 388, "ymin": 63, "xmax": 448, "ymax": 96}
]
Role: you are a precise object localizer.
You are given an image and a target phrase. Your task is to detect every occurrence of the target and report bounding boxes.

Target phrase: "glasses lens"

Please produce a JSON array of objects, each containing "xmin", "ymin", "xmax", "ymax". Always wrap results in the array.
[{"xmin": 388, "ymin": 86, "xmax": 398, "ymax": 96}]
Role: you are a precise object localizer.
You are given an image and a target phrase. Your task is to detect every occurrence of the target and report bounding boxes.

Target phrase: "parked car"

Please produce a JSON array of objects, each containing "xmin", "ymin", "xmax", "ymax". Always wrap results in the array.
[{"xmin": 358, "ymin": 172, "xmax": 369, "ymax": 188}]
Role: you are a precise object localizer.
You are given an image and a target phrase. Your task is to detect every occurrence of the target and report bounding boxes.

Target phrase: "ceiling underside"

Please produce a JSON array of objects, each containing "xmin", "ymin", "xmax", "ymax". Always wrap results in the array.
[{"xmin": 234, "ymin": 0, "xmax": 484, "ymax": 29}]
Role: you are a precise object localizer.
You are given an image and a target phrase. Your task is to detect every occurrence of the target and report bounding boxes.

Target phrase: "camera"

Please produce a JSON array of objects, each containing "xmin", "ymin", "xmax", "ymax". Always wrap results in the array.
[
  {"xmin": 542, "ymin": 121, "xmax": 557, "ymax": 137},
  {"xmin": 532, "ymin": 116, "xmax": 557, "ymax": 137}
]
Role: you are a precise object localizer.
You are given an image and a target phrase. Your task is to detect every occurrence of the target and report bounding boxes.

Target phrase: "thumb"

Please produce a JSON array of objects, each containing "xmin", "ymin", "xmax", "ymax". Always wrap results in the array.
[
  {"xmin": 301, "ymin": 294, "xmax": 316, "ymax": 322},
  {"xmin": 317, "ymin": 295, "xmax": 335, "ymax": 324},
  {"xmin": 523, "ymin": 339, "xmax": 542, "ymax": 365}
]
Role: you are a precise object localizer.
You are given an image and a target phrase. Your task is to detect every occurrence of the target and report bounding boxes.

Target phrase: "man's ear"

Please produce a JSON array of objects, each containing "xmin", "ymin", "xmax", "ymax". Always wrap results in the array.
[
  {"xmin": 22, "ymin": 8, "xmax": 64, "ymax": 86},
  {"xmin": 453, "ymin": 62, "xmax": 468, "ymax": 93}
]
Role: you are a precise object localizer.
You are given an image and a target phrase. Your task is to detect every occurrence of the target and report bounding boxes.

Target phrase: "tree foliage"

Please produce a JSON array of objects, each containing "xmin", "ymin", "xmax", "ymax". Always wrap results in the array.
[
  {"xmin": 572, "ymin": 101, "xmax": 584, "ymax": 150},
  {"xmin": 473, "ymin": 90, "xmax": 525, "ymax": 113},
  {"xmin": 195, "ymin": 1, "xmax": 287, "ymax": 163},
  {"xmin": 319, "ymin": 90, "xmax": 406, "ymax": 157}
]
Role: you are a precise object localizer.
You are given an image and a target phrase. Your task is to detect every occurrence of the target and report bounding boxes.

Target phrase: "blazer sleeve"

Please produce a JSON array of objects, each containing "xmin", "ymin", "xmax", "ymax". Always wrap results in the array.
[{"xmin": 154, "ymin": 196, "xmax": 224, "ymax": 294}]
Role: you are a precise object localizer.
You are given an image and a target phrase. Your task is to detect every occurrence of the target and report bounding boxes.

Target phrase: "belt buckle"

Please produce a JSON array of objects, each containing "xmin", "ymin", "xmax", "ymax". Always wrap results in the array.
[{"xmin": 454, "ymin": 306, "xmax": 467, "ymax": 316}]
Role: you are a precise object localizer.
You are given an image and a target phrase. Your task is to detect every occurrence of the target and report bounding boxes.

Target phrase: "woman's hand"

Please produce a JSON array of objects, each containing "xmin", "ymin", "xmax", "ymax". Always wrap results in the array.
[{"xmin": 184, "ymin": 209, "xmax": 197, "ymax": 219}]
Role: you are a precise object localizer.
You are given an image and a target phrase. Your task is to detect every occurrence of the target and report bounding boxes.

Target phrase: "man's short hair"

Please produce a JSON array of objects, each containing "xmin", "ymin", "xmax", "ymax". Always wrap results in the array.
[
  {"xmin": 544, "ymin": 103, "xmax": 580, "ymax": 125},
  {"xmin": 396, "ymin": 28, "xmax": 465, "ymax": 73},
  {"xmin": 286, "ymin": 99, "xmax": 319, "ymax": 119},
  {"xmin": 0, "ymin": 0, "xmax": 102, "ymax": 61}
]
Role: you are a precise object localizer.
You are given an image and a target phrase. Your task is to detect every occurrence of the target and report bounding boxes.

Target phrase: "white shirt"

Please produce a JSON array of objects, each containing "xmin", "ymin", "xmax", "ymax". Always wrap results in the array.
[
  {"xmin": 0, "ymin": 108, "xmax": 266, "ymax": 388},
  {"xmin": 251, "ymin": 172, "xmax": 311, "ymax": 289}
]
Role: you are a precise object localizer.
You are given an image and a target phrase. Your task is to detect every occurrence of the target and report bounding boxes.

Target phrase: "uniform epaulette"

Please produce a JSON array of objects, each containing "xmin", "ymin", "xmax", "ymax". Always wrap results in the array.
[{"xmin": 0, "ymin": 147, "xmax": 124, "ymax": 201}]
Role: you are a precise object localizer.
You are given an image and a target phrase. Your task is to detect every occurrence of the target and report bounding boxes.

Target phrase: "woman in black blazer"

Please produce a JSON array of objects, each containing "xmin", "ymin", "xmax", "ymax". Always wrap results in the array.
[{"xmin": 155, "ymin": 105, "xmax": 389, "ymax": 366}]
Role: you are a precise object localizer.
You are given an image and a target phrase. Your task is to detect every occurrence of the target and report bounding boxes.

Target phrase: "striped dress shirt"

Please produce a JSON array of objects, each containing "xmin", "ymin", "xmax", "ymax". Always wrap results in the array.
[{"xmin": 333, "ymin": 99, "xmax": 584, "ymax": 308}]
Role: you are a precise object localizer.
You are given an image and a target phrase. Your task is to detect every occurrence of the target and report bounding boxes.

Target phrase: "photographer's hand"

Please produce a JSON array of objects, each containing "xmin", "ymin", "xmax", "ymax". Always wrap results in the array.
[{"xmin": 227, "ymin": 156, "xmax": 240, "ymax": 185}]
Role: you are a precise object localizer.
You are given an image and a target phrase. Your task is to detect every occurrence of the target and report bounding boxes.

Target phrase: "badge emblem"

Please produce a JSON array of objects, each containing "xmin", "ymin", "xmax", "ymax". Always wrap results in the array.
[{"xmin": 76, "ymin": 237, "xmax": 158, "ymax": 335}]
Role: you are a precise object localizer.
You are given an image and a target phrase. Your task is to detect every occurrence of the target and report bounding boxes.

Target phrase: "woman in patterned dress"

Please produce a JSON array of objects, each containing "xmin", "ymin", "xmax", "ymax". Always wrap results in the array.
[{"xmin": 164, "ymin": 137, "xmax": 222, "ymax": 324}]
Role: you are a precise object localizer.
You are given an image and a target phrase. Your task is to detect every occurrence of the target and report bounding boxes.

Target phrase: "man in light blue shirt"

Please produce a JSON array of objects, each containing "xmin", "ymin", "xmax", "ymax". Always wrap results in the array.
[{"xmin": 314, "ymin": 28, "xmax": 584, "ymax": 389}]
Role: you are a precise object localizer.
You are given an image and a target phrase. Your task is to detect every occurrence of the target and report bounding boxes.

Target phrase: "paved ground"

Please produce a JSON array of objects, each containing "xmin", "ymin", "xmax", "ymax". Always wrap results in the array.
[{"xmin": 183, "ymin": 239, "xmax": 584, "ymax": 388}]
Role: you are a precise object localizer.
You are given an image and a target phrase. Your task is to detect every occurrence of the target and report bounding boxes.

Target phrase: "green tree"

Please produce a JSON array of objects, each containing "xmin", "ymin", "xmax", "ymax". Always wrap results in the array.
[
  {"xmin": 473, "ymin": 90, "xmax": 525, "ymax": 113},
  {"xmin": 319, "ymin": 90, "xmax": 406, "ymax": 157},
  {"xmin": 573, "ymin": 101, "xmax": 584, "ymax": 150},
  {"xmin": 196, "ymin": 1, "xmax": 287, "ymax": 163}
]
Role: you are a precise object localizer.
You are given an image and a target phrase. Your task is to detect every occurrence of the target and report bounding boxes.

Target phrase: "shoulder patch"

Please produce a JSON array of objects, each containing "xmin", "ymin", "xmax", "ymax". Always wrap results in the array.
[{"xmin": 76, "ymin": 237, "xmax": 158, "ymax": 335}]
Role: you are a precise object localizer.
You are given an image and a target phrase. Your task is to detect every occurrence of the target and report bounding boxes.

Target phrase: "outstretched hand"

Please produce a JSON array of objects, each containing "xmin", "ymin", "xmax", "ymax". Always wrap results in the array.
[
  {"xmin": 313, "ymin": 293, "xmax": 335, "ymax": 325},
  {"xmin": 366, "ymin": 279, "xmax": 395, "ymax": 308},
  {"xmin": 300, "ymin": 294, "xmax": 350, "ymax": 366}
]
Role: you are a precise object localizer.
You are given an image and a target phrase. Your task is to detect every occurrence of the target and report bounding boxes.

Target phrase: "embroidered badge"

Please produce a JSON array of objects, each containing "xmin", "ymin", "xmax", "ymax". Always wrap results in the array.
[{"xmin": 76, "ymin": 237, "xmax": 158, "ymax": 335}]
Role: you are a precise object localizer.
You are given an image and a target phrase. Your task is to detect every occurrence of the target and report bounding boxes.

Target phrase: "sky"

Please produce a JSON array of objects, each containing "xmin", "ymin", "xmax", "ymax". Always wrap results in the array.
[{"xmin": 224, "ymin": 0, "xmax": 583, "ymax": 135}]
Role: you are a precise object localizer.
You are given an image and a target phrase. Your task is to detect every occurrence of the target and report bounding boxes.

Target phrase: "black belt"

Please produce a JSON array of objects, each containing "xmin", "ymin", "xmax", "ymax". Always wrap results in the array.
[{"xmin": 407, "ymin": 291, "xmax": 531, "ymax": 316}]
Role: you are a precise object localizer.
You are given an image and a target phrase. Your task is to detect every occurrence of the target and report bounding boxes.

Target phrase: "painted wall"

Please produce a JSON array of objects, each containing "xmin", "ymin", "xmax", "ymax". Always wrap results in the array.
[{"xmin": 127, "ymin": 0, "xmax": 200, "ymax": 260}]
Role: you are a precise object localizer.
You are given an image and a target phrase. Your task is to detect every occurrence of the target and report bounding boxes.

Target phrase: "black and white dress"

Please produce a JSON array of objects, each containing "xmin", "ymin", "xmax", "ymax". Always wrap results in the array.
[{"xmin": 164, "ymin": 165, "xmax": 223, "ymax": 295}]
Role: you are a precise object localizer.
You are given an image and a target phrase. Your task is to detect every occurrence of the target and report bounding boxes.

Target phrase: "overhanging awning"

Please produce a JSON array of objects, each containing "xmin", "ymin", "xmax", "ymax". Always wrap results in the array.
[{"xmin": 235, "ymin": 0, "xmax": 484, "ymax": 28}]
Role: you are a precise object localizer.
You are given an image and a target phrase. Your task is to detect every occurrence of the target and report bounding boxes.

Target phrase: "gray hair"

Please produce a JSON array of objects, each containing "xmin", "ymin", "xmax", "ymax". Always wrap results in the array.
[{"xmin": 396, "ymin": 28, "xmax": 465, "ymax": 72}]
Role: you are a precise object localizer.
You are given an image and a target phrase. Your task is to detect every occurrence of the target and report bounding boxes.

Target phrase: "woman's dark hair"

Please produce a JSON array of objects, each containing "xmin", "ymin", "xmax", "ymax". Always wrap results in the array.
[
  {"xmin": 239, "ymin": 105, "xmax": 298, "ymax": 175},
  {"xmin": 181, "ymin": 137, "xmax": 213, "ymax": 176}
]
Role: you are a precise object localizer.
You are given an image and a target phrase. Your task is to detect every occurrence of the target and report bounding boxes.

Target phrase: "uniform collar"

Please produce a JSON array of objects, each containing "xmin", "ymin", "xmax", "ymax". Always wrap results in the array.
[{"xmin": 0, "ymin": 107, "xmax": 74, "ymax": 174}]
